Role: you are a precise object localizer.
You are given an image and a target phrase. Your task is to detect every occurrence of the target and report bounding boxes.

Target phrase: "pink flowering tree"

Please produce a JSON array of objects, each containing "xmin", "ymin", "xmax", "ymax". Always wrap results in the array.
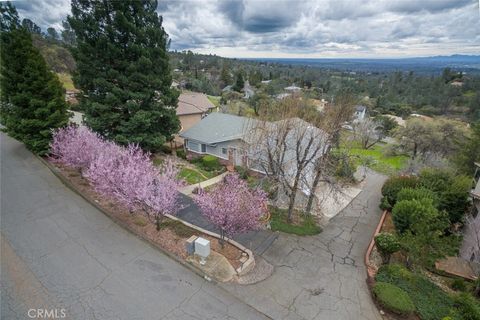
[
  {"xmin": 50, "ymin": 125, "xmax": 106, "ymax": 170},
  {"xmin": 50, "ymin": 125, "xmax": 183, "ymax": 230},
  {"xmin": 194, "ymin": 173, "xmax": 268, "ymax": 247}
]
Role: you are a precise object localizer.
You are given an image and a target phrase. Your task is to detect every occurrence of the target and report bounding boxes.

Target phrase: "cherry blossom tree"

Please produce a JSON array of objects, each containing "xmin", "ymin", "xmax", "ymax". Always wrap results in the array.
[
  {"xmin": 50, "ymin": 125, "xmax": 183, "ymax": 229},
  {"xmin": 194, "ymin": 173, "xmax": 268, "ymax": 247},
  {"xmin": 50, "ymin": 125, "xmax": 106, "ymax": 170}
]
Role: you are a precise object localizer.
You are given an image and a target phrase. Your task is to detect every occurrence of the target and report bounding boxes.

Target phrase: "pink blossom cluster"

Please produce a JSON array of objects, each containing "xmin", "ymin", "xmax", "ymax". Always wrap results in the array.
[
  {"xmin": 50, "ymin": 126, "xmax": 182, "ymax": 219},
  {"xmin": 194, "ymin": 173, "xmax": 268, "ymax": 240}
]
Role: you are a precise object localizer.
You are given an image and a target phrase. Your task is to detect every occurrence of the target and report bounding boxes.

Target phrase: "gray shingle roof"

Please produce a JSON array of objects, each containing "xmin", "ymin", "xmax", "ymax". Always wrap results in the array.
[{"xmin": 179, "ymin": 112, "xmax": 258, "ymax": 144}]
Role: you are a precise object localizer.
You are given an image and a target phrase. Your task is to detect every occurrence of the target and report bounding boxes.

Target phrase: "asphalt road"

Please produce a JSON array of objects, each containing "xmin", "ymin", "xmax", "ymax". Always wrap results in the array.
[{"xmin": 0, "ymin": 133, "xmax": 269, "ymax": 320}]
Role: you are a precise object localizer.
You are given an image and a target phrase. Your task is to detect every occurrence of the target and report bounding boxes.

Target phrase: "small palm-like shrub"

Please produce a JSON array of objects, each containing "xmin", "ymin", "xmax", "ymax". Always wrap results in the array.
[{"xmin": 373, "ymin": 282, "xmax": 415, "ymax": 315}]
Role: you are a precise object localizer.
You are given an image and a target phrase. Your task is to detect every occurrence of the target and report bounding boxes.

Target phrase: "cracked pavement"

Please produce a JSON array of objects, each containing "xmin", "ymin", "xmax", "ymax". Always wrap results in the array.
[
  {"xmin": 221, "ymin": 170, "xmax": 387, "ymax": 320},
  {"xmin": 0, "ymin": 133, "xmax": 269, "ymax": 320}
]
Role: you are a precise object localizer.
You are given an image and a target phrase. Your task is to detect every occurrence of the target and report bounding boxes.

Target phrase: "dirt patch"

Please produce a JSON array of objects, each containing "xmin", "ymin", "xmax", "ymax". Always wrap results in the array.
[
  {"xmin": 380, "ymin": 212, "xmax": 396, "ymax": 233},
  {"xmin": 52, "ymin": 162, "xmax": 244, "ymax": 271}
]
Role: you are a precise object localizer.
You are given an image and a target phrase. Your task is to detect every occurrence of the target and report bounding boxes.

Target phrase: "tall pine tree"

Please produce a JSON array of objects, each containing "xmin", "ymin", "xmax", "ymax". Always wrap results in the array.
[
  {"xmin": 0, "ymin": 2, "xmax": 69, "ymax": 155},
  {"xmin": 68, "ymin": 0, "xmax": 179, "ymax": 152}
]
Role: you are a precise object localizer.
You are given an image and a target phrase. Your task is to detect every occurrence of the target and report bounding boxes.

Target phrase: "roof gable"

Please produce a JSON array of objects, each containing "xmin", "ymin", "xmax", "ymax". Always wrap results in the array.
[{"xmin": 177, "ymin": 92, "xmax": 215, "ymax": 115}]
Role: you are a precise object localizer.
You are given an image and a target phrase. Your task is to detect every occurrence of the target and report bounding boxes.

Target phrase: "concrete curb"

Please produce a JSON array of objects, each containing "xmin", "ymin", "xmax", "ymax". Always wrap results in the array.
[
  {"xmin": 364, "ymin": 210, "xmax": 388, "ymax": 280},
  {"xmin": 37, "ymin": 156, "xmax": 255, "ymax": 280}
]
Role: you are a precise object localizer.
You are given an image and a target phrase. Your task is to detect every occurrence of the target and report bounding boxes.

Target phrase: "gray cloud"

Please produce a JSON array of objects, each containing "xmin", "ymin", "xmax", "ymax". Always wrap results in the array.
[{"xmin": 12, "ymin": 0, "xmax": 480, "ymax": 58}]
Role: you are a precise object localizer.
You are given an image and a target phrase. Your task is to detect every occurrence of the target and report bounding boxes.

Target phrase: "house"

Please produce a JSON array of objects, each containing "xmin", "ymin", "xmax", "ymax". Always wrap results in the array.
[
  {"xmin": 353, "ymin": 105, "xmax": 367, "ymax": 122},
  {"xmin": 384, "ymin": 114, "xmax": 406, "ymax": 127},
  {"xmin": 284, "ymin": 85, "xmax": 302, "ymax": 93},
  {"xmin": 459, "ymin": 162, "xmax": 480, "ymax": 264},
  {"xmin": 180, "ymin": 112, "xmax": 328, "ymax": 207},
  {"xmin": 180, "ymin": 113, "xmax": 251, "ymax": 166},
  {"xmin": 175, "ymin": 92, "xmax": 217, "ymax": 143},
  {"xmin": 276, "ymin": 93, "xmax": 291, "ymax": 100}
]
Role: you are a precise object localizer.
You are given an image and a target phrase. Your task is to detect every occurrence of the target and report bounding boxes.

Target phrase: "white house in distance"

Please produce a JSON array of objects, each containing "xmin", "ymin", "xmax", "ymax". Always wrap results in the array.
[{"xmin": 353, "ymin": 105, "xmax": 367, "ymax": 122}]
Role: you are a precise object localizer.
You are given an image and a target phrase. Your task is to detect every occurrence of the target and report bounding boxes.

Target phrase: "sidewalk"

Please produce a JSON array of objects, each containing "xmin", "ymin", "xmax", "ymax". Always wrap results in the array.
[{"xmin": 179, "ymin": 172, "xmax": 229, "ymax": 195}]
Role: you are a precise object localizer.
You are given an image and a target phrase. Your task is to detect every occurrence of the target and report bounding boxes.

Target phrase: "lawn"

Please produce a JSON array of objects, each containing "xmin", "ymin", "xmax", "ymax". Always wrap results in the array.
[
  {"xmin": 340, "ymin": 140, "xmax": 409, "ymax": 175},
  {"xmin": 207, "ymin": 95, "xmax": 221, "ymax": 107},
  {"xmin": 57, "ymin": 72, "xmax": 75, "ymax": 91},
  {"xmin": 269, "ymin": 207, "xmax": 322, "ymax": 236},
  {"xmin": 177, "ymin": 167, "xmax": 216, "ymax": 184}
]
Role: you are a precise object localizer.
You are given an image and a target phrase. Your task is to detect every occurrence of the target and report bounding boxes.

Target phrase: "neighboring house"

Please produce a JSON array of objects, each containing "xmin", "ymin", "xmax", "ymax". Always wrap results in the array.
[
  {"xmin": 276, "ymin": 93, "xmax": 291, "ymax": 100},
  {"xmin": 222, "ymin": 85, "xmax": 233, "ymax": 93},
  {"xmin": 384, "ymin": 114, "xmax": 406, "ymax": 127},
  {"xmin": 409, "ymin": 113, "xmax": 433, "ymax": 121},
  {"xmin": 353, "ymin": 105, "xmax": 367, "ymax": 122},
  {"xmin": 176, "ymin": 92, "xmax": 217, "ymax": 143},
  {"xmin": 180, "ymin": 112, "xmax": 328, "ymax": 206},
  {"xmin": 284, "ymin": 85, "xmax": 302, "ymax": 93},
  {"xmin": 460, "ymin": 162, "xmax": 480, "ymax": 264}
]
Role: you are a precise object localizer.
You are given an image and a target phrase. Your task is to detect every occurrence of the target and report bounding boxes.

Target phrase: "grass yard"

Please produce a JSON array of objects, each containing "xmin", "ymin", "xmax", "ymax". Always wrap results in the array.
[
  {"xmin": 57, "ymin": 72, "xmax": 76, "ymax": 90},
  {"xmin": 207, "ymin": 95, "xmax": 221, "ymax": 107},
  {"xmin": 270, "ymin": 207, "xmax": 322, "ymax": 236},
  {"xmin": 177, "ymin": 167, "xmax": 216, "ymax": 184},
  {"xmin": 339, "ymin": 138, "xmax": 409, "ymax": 175}
]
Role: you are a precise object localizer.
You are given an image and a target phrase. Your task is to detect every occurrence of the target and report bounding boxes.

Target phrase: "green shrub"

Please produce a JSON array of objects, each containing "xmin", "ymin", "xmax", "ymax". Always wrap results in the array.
[
  {"xmin": 373, "ymin": 282, "xmax": 415, "ymax": 315},
  {"xmin": 375, "ymin": 233, "xmax": 401, "ymax": 263},
  {"xmin": 451, "ymin": 293, "xmax": 480, "ymax": 320},
  {"xmin": 176, "ymin": 149, "xmax": 186, "ymax": 159},
  {"xmin": 392, "ymin": 198, "xmax": 439, "ymax": 234},
  {"xmin": 201, "ymin": 155, "xmax": 221, "ymax": 171},
  {"xmin": 418, "ymin": 169, "xmax": 471, "ymax": 224},
  {"xmin": 160, "ymin": 144, "xmax": 172, "ymax": 154},
  {"xmin": 451, "ymin": 279, "xmax": 467, "ymax": 292},
  {"xmin": 397, "ymin": 187, "xmax": 438, "ymax": 207},
  {"xmin": 235, "ymin": 165, "xmax": 249, "ymax": 180},
  {"xmin": 376, "ymin": 264, "xmax": 454, "ymax": 320},
  {"xmin": 335, "ymin": 156, "xmax": 356, "ymax": 181},
  {"xmin": 381, "ymin": 175, "xmax": 419, "ymax": 209}
]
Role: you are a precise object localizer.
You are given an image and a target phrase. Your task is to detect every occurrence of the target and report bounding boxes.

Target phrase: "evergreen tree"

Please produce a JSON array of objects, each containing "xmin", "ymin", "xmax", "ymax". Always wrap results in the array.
[
  {"xmin": 68, "ymin": 0, "xmax": 179, "ymax": 152},
  {"xmin": 0, "ymin": 3, "xmax": 69, "ymax": 155},
  {"xmin": 60, "ymin": 20, "xmax": 76, "ymax": 46},
  {"xmin": 233, "ymin": 72, "xmax": 244, "ymax": 92}
]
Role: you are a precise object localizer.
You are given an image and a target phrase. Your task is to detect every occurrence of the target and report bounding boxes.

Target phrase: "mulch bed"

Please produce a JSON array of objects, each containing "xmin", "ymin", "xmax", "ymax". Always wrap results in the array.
[{"xmin": 52, "ymin": 162, "xmax": 244, "ymax": 270}]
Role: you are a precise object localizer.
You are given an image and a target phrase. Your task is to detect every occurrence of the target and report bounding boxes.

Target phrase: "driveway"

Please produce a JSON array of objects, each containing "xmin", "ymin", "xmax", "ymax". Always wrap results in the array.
[
  {"xmin": 221, "ymin": 170, "xmax": 387, "ymax": 320},
  {"xmin": 0, "ymin": 133, "xmax": 269, "ymax": 320}
]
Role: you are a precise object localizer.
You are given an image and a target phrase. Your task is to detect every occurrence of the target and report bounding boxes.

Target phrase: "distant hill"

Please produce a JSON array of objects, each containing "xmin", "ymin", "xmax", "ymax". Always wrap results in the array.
[
  {"xmin": 31, "ymin": 34, "xmax": 76, "ymax": 75},
  {"xmin": 244, "ymin": 55, "xmax": 480, "ymax": 75}
]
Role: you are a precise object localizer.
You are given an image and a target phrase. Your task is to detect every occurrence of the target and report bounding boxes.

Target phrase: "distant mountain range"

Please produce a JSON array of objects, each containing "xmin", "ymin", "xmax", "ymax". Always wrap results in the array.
[{"xmin": 244, "ymin": 55, "xmax": 480, "ymax": 74}]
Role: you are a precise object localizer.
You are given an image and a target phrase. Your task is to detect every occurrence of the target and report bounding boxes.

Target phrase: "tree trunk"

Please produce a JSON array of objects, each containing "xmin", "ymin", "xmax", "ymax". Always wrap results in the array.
[
  {"xmin": 220, "ymin": 229, "xmax": 225, "ymax": 249},
  {"xmin": 155, "ymin": 216, "xmax": 161, "ymax": 231},
  {"xmin": 306, "ymin": 166, "xmax": 322, "ymax": 215},
  {"xmin": 287, "ymin": 175, "xmax": 301, "ymax": 222}
]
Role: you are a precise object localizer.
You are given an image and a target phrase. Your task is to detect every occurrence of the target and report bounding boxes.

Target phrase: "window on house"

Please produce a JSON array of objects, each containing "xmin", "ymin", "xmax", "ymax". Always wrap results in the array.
[
  {"xmin": 201, "ymin": 144, "xmax": 206, "ymax": 153},
  {"xmin": 222, "ymin": 148, "xmax": 227, "ymax": 155}
]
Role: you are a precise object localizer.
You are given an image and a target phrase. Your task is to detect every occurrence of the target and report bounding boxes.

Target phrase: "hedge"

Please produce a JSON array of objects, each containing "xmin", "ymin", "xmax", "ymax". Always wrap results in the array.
[
  {"xmin": 380, "ymin": 175, "xmax": 419, "ymax": 210},
  {"xmin": 373, "ymin": 282, "xmax": 415, "ymax": 315}
]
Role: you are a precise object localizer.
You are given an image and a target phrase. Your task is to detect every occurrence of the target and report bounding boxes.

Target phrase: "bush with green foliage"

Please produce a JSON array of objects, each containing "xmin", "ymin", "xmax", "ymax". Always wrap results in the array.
[
  {"xmin": 335, "ymin": 155, "xmax": 356, "ymax": 181},
  {"xmin": 418, "ymin": 169, "xmax": 470, "ymax": 224},
  {"xmin": 376, "ymin": 264, "xmax": 455, "ymax": 320},
  {"xmin": 375, "ymin": 233, "xmax": 401, "ymax": 263},
  {"xmin": 373, "ymin": 282, "xmax": 415, "ymax": 315},
  {"xmin": 381, "ymin": 176, "xmax": 419, "ymax": 210},
  {"xmin": 450, "ymin": 293, "xmax": 480, "ymax": 320},
  {"xmin": 235, "ymin": 165, "xmax": 249, "ymax": 180},
  {"xmin": 201, "ymin": 155, "xmax": 221, "ymax": 171},
  {"xmin": 176, "ymin": 149, "xmax": 186, "ymax": 159},
  {"xmin": 392, "ymin": 198, "xmax": 439, "ymax": 234},
  {"xmin": 451, "ymin": 279, "xmax": 467, "ymax": 292},
  {"xmin": 396, "ymin": 187, "xmax": 438, "ymax": 207}
]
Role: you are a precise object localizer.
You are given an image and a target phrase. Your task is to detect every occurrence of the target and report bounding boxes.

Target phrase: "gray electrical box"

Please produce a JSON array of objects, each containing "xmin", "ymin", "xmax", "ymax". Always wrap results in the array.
[{"xmin": 185, "ymin": 235, "xmax": 198, "ymax": 256}]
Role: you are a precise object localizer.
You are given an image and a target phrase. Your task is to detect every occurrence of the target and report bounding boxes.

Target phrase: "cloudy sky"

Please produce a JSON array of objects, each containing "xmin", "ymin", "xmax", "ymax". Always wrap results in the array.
[{"xmin": 14, "ymin": 0, "xmax": 480, "ymax": 58}]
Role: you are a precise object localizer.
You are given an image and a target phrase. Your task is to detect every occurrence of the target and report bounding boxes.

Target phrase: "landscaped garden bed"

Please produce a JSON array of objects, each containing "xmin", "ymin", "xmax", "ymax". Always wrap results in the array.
[
  {"xmin": 269, "ymin": 206, "xmax": 322, "ymax": 236},
  {"xmin": 366, "ymin": 170, "xmax": 480, "ymax": 320},
  {"xmin": 52, "ymin": 163, "xmax": 245, "ymax": 270}
]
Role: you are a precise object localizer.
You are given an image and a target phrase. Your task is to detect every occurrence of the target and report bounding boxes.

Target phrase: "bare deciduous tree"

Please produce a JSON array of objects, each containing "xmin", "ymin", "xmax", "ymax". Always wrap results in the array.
[
  {"xmin": 460, "ymin": 212, "xmax": 480, "ymax": 264},
  {"xmin": 352, "ymin": 118, "xmax": 384, "ymax": 150}
]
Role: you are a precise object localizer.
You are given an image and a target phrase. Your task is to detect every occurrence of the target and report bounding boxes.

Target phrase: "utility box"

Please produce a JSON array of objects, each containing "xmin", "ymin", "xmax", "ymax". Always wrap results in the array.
[
  {"xmin": 185, "ymin": 235, "xmax": 198, "ymax": 256},
  {"xmin": 194, "ymin": 237, "xmax": 210, "ymax": 265}
]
